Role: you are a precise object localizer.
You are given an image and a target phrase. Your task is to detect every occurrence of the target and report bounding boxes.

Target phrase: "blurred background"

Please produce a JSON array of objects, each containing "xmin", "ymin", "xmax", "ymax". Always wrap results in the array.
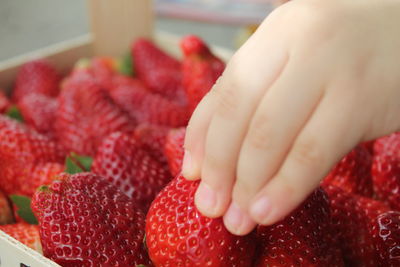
[{"xmin": 0, "ymin": 0, "xmax": 273, "ymax": 61}]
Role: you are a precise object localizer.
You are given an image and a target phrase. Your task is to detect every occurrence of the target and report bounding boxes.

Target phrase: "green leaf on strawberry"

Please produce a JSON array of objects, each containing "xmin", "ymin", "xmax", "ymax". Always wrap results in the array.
[
  {"xmin": 6, "ymin": 105, "xmax": 24, "ymax": 122},
  {"xmin": 70, "ymin": 152, "xmax": 93, "ymax": 171},
  {"xmin": 118, "ymin": 53, "xmax": 134, "ymax": 76},
  {"xmin": 9, "ymin": 195, "xmax": 38, "ymax": 225},
  {"xmin": 65, "ymin": 156, "xmax": 84, "ymax": 174}
]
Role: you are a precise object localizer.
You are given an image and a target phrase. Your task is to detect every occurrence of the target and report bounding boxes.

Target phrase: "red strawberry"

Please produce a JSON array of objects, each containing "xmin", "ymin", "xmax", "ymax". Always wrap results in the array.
[
  {"xmin": 322, "ymin": 145, "xmax": 373, "ymax": 197},
  {"xmin": 13, "ymin": 60, "xmax": 61, "ymax": 103},
  {"xmin": 0, "ymin": 91, "xmax": 10, "ymax": 113},
  {"xmin": 146, "ymin": 174, "xmax": 256, "ymax": 266},
  {"xmin": 0, "ymin": 115, "xmax": 65, "ymax": 196},
  {"xmin": 90, "ymin": 56, "xmax": 117, "ymax": 88},
  {"xmin": 55, "ymin": 76, "xmax": 135, "ymax": 156},
  {"xmin": 31, "ymin": 172, "xmax": 151, "ymax": 266},
  {"xmin": 109, "ymin": 76, "xmax": 190, "ymax": 127},
  {"xmin": 372, "ymin": 132, "xmax": 400, "ymax": 210},
  {"xmin": 92, "ymin": 131, "xmax": 172, "ymax": 212},
  {"xmin": 132, "ymin": 38, "xmax": 184, "ymax": 100},
  {"xmin": 372, "ymin": 211, "xmax": 400, "ymax": 266},
  {"xmin": 1, "ymin": 160, "xmax": 64, "ymax": 198},
  {"xmin": 134, "ymin": 123, "xmax": 169, "ymax": 163},
  {"xmin": 0, "ymin": 223, "xmax": 42, "ymax": 253},
  {"xmin": 13, "ymin": 162, "xmax": 64, "ymax": 197},
  {"xmin": 324, "ymin": 184, "xmax": 389, "ymax": 266},
  {"xmin": 181, "ymin": 35, "xmax": 225, "ymax": 112},
  {"xmin": 0, "ymin": 189, "xmax": 14, "ymax": 224},
  {"xmin": 254, "ymin": 187, "xmax": 344, "ymax": 267},
  {"xmin": 18, "ymin": 93, "xmax": 57, "ymax": 137},
  {"xmin": 165, "ymin": 127, "xmax": 185, "ymax": 176},
  {"xmin": 373, "ymin": 132, "xmax": 400, "ymax": 154},
  {"xmin": 361, "ymin": 140, "xmax": 375, "ymax": 155}
]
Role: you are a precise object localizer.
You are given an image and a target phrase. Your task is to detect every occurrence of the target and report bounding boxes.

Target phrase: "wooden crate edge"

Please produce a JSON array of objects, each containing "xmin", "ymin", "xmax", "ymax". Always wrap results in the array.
[
  {"xmin": 0, "ymin": 34, "xmax": 93, "ymax": 92},
  {"xmin": 0, "ymin": 31, "xmax": 234, "ymax": 92},
  {"xmin": 0, "ymin": 230, "xmax": 60, "ymax": 266}
]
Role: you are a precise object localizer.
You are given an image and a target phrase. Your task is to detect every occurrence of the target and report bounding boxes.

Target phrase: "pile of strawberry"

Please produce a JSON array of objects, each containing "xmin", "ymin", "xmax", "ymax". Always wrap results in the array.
[{"xmin": 0, "ymin": 35, "xmax": 399, "ymax": 267}]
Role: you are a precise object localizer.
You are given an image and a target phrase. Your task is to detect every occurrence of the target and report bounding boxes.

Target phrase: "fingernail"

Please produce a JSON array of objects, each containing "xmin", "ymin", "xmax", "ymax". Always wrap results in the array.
[
  {"xmin": 182, "ymin": 150, "xmax": 192, "ymax": 177},
  {"xmin": 250, "ymin": 196, "xmax": 271, "ymax": 224},
  {"xmin": 223, "ymin": 202, "xmax": 244, "ymax": 235},
  {"xmin": 195, "ymin": 182, "xmax": 217, "ymax": 216}
]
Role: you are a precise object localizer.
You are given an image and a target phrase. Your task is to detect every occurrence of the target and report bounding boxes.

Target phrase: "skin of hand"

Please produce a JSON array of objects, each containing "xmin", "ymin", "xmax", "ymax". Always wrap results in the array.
[{"xmin": 182, "ymin": 0, "xmax": 400, "ymax": 236}]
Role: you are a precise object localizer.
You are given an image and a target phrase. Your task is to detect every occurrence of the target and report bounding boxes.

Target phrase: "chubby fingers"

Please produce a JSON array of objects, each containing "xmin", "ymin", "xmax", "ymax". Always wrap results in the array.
[
  {"xmin": 221, "ymin": 57, "xmax": 324, "ymax": 235},
  {"xmin": 249, "ymin": 83, "xmax": 363, "ymax": 226},
  {"xmin": 183, "ymin": 30, "xmax": 289, "ymax": 219}
]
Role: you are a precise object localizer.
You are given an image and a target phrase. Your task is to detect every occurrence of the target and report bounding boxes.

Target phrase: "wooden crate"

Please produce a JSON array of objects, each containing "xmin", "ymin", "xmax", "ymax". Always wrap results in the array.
[{"xmin": 0, "ymin": 0, "xmax": 233, "ymax": 266}]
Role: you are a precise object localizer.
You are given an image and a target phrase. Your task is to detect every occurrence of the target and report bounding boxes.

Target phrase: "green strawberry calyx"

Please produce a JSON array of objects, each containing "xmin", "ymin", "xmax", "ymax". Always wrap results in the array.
[
  {"xmin": 6, "ymin": 105, "xmax": 24, "ymax": 122},
  {"xmin": 65, "ymin": 153, "xmax": 93, "ymax": 174},
  {"xmin": 9, "ymin": 195, "xmax": 38, "ymax": 225}
]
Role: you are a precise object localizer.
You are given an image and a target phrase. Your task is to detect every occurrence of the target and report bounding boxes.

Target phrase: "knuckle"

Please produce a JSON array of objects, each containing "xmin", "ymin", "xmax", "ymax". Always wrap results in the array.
[
  {"xmin": 247, "ymin": 114, "xmax": 275, "ymax": 150},
  {"xmin": 291, "ymin": 137, "xmax": 323, "ymax": 166},
  {"xmin": 203, "ymin": 153, "xmax": 224, "ymax": 172},
  {"xmin": 276, "ymin": 2, "xmax": 338, "ymax": 43},
  {"xmin": 213, "ymin": 85, "xmax": 239, "ymax": 118}
]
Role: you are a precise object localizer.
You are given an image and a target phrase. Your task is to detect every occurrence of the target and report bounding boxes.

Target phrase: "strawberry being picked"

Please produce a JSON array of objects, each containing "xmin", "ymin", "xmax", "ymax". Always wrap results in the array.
[
  {"xmin": 132, "ymin": 38, "xmax": 184, "ymax": 100},
  {"xmin": 0, "ymin": 189, "xmax": 14, "ymax": 225},
  {"xmin": 18, "ymin": 93, "xmax": 58, "ymax": 137},
  {"xmin": 322, "ymin": 145, "xmax": 373, "ymax": 197},
  {"xmin": 164, "ymin": 127, "xmax": 185, "ymax": 176},
  {"xmin": 0, "ymin": 223, "xmax": 42, "ymax": 253},
  {"xmin": 146, "ymin": 175, "xmax": 256, "ymax": 266},
  {"xmin": 254, "ymin": 187, "xmax": 344, "ymax": 267},
  {"xmin": 181, "ymin": 35, "xmax": 225, "ymax": 112},
  {"xmin": 0, "ymin": 115, "xmax": 65, "ymax": 196},
  {"xmin": 55, "ymin": 74, "xmax": 135, "ymax": 156},
  {"xmin": 13, "ymin": 60, "xmax": 61, "ymax": 103},
  {"xmin": 92, "ymin": 131, "xmax": 172, "ymax": 212},
  {"xmin": 372, "ymin": 132, "xmax": 400, "ymax": 210},
  {"xmin": 31, "ymin": 172, "xmax": 151, "ymax": 266}
]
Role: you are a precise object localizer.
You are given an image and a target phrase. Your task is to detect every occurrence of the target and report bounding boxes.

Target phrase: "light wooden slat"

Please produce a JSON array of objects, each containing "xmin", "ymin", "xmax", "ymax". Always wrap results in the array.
[
  {"xmin": 0, "ymin": 230, "xmax": 60, "ymax": 267},
  {"xmin": 87, "ymin": 0, "xmax": 153, "ymax": 56},
  {"xmin": 0, "ymin": 34, "xmax": 93, "ymax": 92},
  {"xmin": 0, "ymin": 31, "xmax": 234, "ymax": 93}
]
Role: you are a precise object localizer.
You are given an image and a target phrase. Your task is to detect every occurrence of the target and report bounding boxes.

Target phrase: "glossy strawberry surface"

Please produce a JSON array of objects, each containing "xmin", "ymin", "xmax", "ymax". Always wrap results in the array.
[
  {"xmin": 165, "ymin": 127, "xmax": 185, "ymax": 176},
  {"xmin": 372, "ymin": 132, "xmax": 400, "ymax": 210},
  {"xmin": 110, "ymin": 76, "xmax": 190, "ymax": 127},
  {"xmin": 372, "ymin": 211, "xmax": 400, "ymax": 266},
  {"xmin": 0, "ymin": 115, "xmax": 65, "ymax": 196},
  {"xmin": 18, "ymin": 93, "xmax": 57, "ymax": 137},
  {"xmin": 0, "ymin": 189, "xmax": 14, "ymax": 225},
  {"xmin": 255, "ymin": 187, "xmax": 344, "ymax": 267},
  {"xmin": 324, "ymin": 184, "xmax": 389, "ymax": 266},
  {"xmin": 146, "ymin": 175, "xmax": 256, "ymax": 267},
  {"xmin": 13, "ymin": 60, "xmax": 61, "ymax": 102},
  {"xmin": 322, "ymin": 145, "xmax": 373, "ymax": 197},
  {"xmin": 0, "ymin": 223, "xmax": 42, "ymax": 253},
  {"xmin": 32, "ymin": 173, "xmax": 151, "ymax": 266},
  {"xmin": 55, "ymin": 75, "xmax": 135, "ymax": 156},
  {"xmin": 92, "ymin": 131, "xmax": 172, "ymax": 212},
  {"xmin": 181, "ymin": 35, "xmax": 225, "ymax": 112}
]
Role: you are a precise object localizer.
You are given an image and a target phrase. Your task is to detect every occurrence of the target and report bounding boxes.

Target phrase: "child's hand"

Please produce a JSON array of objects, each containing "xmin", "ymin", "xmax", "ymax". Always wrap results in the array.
[{"xmin": 182, "ymin": 0, "xmax": 400, "ymax": 235}]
